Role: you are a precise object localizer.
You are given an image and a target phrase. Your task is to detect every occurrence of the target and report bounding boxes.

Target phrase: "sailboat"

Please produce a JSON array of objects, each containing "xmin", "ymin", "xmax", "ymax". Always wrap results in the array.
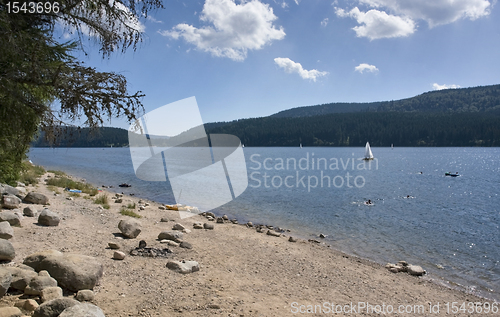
[
  {"xmin": 391, "ymin": 143, "xmax": 394, "ymax": 149},
  {"xmin": 363, "ymin": 142, "xmax": 374, "ymax": 160},
  {"xmin": 300, "ymin": 143, "xmax": 302, "ymax": 149}
]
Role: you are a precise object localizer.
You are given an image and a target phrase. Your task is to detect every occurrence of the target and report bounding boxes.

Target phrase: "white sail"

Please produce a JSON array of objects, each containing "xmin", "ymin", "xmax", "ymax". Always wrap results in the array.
[{"xmin": 364, "ymin": 142, "xmax": 374, "ymax": 160}]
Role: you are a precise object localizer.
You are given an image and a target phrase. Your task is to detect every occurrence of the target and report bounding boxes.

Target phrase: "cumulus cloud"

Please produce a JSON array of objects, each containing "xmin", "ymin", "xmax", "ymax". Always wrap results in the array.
[
  {"xmin": 159, "ymin": 0, "xmax": 285, "ymax": 61},
  {"xmin": 336, "ymin": 7, "xmax": 415, "ymax": 40},
  {"xmin": 432, "ymin": 83, "xmax": 461, "ymax": 90},
  {"xmin": 355, "ymin": 63, "xmax": 379, "ymax": 73},
  {"xmin": 321, "ymin": 18, "xmax": 329, "ymax": 27},
  {"xmin": 359, "ymin": 0, "xmax": 491, "ymax": 27},
  {"xmin": 274, "ymin": 57, "xmax": 328, "ymax": 81}
]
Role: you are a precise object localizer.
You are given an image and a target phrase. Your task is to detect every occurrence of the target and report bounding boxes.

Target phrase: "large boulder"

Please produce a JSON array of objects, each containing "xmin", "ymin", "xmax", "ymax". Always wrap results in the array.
[
  {"xmin": 5, "ymin": 266, "xmax": 38, "ymax": 291},
  {"xmin": 158, "ymin": 231, "xmax": 183, "ymax": 242},
  {"xmin": 23, "ymin": 205, "xmax": 38, "ymax": 217},
  {"xmin": 118, "ymin": 219, "xmax": 141, "ymax": 239},
  {"xmin": 0, "ymin": 211, "xmax": 22, "ymax": 227},
  {"xmin": 24, "ymin": 274, "xmax": 58, "ymax": 296},
  {"xmin": 24, "ymin": 192, "xmax": 49, "ymax": 205},
  {"xmin": 38, "ymin": 209, "xmax": 60, "ymax": 227},
  {"xmin": 59, "ymin": 303, "xmax": 105, "ymax": 317},
  {"xmin": 32, "ymin": 298, "xmax": 80, "ymax": 317},
  {"xmin": 0, "ymin": 239, "xmax": 15, "ymax": 261},
  {"xmin": 0, "ymin": 184, "xmax": 20, "ymax": 197},
  {"xmin": 0, "ymin": 268, "xmax": 12, "ymax": 298},
  {"xmin": 1, "ymin": 194, "xmax": 21, "ymax": 209},
  {"xmin": 0, "ymin": 221, "xmax": 14, "ymax": 239},
  {"xmin": 23, "ymin": 251, "xmax": 103, "ymax": 292}
]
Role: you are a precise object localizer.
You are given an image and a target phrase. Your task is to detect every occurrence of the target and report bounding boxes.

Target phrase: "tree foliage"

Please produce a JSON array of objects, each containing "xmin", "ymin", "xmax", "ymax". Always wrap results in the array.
[{"xmin": 0, "ymin": 0, "xmax": 163, "ymax": 183}]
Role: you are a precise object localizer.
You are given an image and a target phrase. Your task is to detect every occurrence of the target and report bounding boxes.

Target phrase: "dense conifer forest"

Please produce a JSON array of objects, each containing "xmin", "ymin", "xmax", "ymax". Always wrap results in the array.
[{"xmin": 32, "ymin": 85, "xmax": 500, "ymax": 147}]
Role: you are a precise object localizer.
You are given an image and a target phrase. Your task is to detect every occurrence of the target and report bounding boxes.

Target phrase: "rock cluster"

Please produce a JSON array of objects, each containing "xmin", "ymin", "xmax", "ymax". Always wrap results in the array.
[{"xmin": 386, "ymin": 261, "xmax": 426, "ymax": 276}]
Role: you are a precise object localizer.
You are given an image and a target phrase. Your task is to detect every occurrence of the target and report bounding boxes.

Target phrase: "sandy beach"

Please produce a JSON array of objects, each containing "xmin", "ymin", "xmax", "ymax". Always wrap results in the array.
[{"xmin": 0, "ymin": 171, "xmax": 494, "ymax": 317}]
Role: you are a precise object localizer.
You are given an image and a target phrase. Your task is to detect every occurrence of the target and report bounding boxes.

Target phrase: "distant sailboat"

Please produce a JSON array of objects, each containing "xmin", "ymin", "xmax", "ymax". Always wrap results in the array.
[
  {"xmin": 300, "ymin": 143, "xmax": 302, "ymax": 149},
  {"xmin": 391, "ymin": 143, "xmax": 394, "ymax": 149},
  {"xmin": 363, "ymin": 142, "xmax": 374, "ymax": 160}
]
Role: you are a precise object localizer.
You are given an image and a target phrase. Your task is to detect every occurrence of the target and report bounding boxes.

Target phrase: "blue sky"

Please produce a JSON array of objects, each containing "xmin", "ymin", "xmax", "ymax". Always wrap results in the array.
[{"xmin": 68, "ymin": 0, "xmax": 500, "ymax": 128}]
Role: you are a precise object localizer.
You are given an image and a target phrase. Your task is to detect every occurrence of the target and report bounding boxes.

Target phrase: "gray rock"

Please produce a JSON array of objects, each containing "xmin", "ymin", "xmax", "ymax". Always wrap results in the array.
[
  {"xmin": 23, "ymin": 251, "xmax": 103, "ymax": 292},
  {"xmin": 166, "ymin": 260, "xmax": 200, "ymax": 274},
  {"xmin": 205, "ymin": 212, "xmax": 215, "ymax": 218},
  {"xmin": 230, "ymin": 219, "xmax": 238, "ymax": 224},
  {"xmin": 113, "ymin": 251, "xmax": 126, "ymax": 260},
  {"xmin": 266, "ymin": 230, "xmax": 281, "ymax": 237},
  {"xmin": 32, "ymin": 298, "xmax": 80, "ymax": 317},
  {"xmin": 216, "ymin": 217, "xmax": 224, "ymax": 223},
  {"xmin": 6, "ymin": 267, "xmax": 38, "ymax": 291},
  {"xmin": 246, "ymin": 222, "xmax": 253, "ymax": 228},
  {"xmin": 114, "ymin": 198, "xmax": 122, "ymax": 203},
  {"xmin": 203, "ymin": 223, "xmax": 214, "ymax": 230},
  {"xmin": 22, "ymin": 298, "xmax": 40, "ymax": 311},
  {"xmin": 1, "ymin": 194, "xmax": 21, "ymax": 209},
  {"xmin": 0, "ymin": 211, "xmax": 22, "ymax": 227},
  {"xmin": 0, "ymin": 221, "xmax": 14, "ymax": 239},
  {"xmin": 107, "ymin": 242, "xmax": 120, "ymax": 250},
  {"xmin": 193, "ymin": 222, "xmax": 203, "ymax": 229},
  {"xmin": 157, "ymin": 231, "xmax": 183, "ymax": 242},
  {"xmin": 118, "ymin": 219, "xmax": 141, "ymax": 239},
  {"xmin": 172, "ymin": 223, "xmax": 186, "ymax": 230},
  {"xmin": 0, "ymin": 184, "xmax": 20, "ymax": 197},
  {"xmin": 407, "ymin": 265, "xmax": 425, "ymax": 276},
  {"xmin": 319, "ymin": 233, "xmax": 326, "ymax": 238},
  {"xmin": 0, "ymin": 268, "xmax": 12, "ymax": 298},
  {"xmin": 179, "ymin": 241, "xmax": 192, "ymax": 249},
  {"xmin": 40, "ymin": 286, "xmax": 63, "ymax": 303},
  {"xmin": 0, "ymin": 239, "xmax": 15, "ymax": 261},
  {"xmin": 288, "ymin": 236, "xmax": 298, "ymax": 242},
  {"xmin": 23, "ymin": 250, "xmax": 63, "ymax": 271},
  {"xmin": 222, "ymin": 214, "xmax": 229, "ymax": 220},
  {"xmin": 38, "ymin": 209, "xmax": 60, "ymax": 226},
  {"xmin": 24, "ymin": 275, "xmax": 58, "ymax": 295},
  {"xmin": 59, "ymin": 303, "xmax": 105, "ymax": 317},
  {"xmin": 160, "ymin": 217, "xmax": 170, "ymax": 222},
  {"xmin": 75, "ymin": 289, "xmax": 95, "ymax": 302},
  {"xmin": 0, "ymin": 307, "xmax": 22, "ymax": 317},
  {"xmin": 24, "ymin": 192, "xmax": 49, "ymax": 205}
]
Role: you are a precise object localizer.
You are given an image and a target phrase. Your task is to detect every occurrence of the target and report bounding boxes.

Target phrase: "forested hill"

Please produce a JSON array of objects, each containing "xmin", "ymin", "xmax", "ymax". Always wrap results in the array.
[
  {"xmin": 32, "ymin": 127, "xmax": 129, "ymax": 147},
  {"xmin": 32, "ymin": 85, "xmax": 500, "ymax": 147},
  {"xmin": 206, "ymin": 112, "xmax": 500, "ymax": 147},
  {"xmin": 271, "ymin": 84, "xmax": 500, "ymax": 118}
]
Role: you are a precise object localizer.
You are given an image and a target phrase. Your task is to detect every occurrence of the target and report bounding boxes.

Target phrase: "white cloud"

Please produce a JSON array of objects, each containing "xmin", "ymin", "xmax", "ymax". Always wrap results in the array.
[
  {"xmin": 274, "ymin": 57, "xmax": 328, "ymax": 81},
  {"xmin": 144, "ymin": 14, "xmax": 163, "ymax": 24},
  {"xmin": 294, "ymin": 0, "xmax": 300, "ymax": 4},
  {"xmin": 321, "ymin": 18, "xmax": 329, "ymax": 27},
  {"xmin": 355, "ymin": 63, "xmax": 379, "ymax": 73},
  {"xmin": 159, "ymin": 0, "xmax": 285, "ymax": 61},
  {"xmin": 360, "ymin": 0, "xmax": 491, "ymax": 27},
  {"xmin": 336, "ymin": 7, "xmax": 415, "ymax": 40},
  {"xmin": 432, "ymin": 83, "xmax": 461, "ymax": 90}
]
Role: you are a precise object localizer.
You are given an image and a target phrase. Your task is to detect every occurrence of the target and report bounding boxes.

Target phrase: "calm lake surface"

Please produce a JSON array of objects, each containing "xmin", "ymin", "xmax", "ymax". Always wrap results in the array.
[{"xmin": 29, "ymin": 147, "xmax": 500, "ymax": 300}]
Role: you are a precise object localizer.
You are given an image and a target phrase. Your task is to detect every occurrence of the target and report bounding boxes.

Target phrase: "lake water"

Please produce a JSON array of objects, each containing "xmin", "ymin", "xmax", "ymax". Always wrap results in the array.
[{"xmin": 29, "ymin": 147, "xmax": 500, "ymax": 300}]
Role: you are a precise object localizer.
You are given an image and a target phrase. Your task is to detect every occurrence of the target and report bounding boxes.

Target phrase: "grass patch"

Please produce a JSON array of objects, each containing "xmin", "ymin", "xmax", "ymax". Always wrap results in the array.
[
  {"xmin": 47, "ymin": 170, "xmax": 67, "ymax": 177},
  {"xmin": 47, "ymin": 185, "xmax": 61, "ymax": 194},
  {"xmin": 18, "ymin": 162, "xmax": 46, "ymax": 185},
  {"xmin": 46, "ymin": 176, "xmax": 98, "ymax": 196},
  {"xmin": 126, "ymin": 203, "xmax": 136, "ymax": 209},
  {"xmin": 120, "ymin": 207, "xmax": 142, "ymax": 218},
  {"xmin": 102, "ymin": 203, "xmax": 110, "ymax": 209},
  {"xmin": 69, "ymin": 192, "xmax": 81, "ymax": 198},
  {"xmin": 93, "ymin": 194, "xmax": 109, "ymax": 205}
]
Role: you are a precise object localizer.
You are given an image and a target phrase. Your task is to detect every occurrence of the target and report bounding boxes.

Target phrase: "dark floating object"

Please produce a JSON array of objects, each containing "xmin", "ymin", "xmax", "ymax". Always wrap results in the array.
[
  {"xmin": 118, "ymin": 183, "xmax": 132, "ymax": 187},
  {"xmin": 445, "ymin": 172, "xmax": 459, "ymax": 177}
]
